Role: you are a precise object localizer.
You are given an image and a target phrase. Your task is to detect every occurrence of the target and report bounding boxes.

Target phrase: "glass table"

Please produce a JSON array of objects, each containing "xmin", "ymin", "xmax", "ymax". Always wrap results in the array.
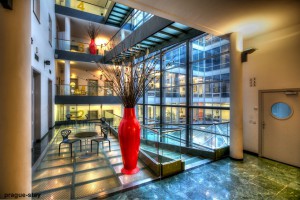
[{"xmin": 74, "ymin": 131, "xmax": 98, "ymax": 158}]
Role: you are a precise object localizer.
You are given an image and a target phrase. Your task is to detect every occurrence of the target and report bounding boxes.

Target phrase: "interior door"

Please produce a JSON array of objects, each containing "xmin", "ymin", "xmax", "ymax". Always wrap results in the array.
[
  {"xmin": 88, "ymin": 79, "xmax": 98, "ymax": 96},
  {"xmin": 261, "ymin": 90, "xmax": 300, "ymax": 167},
  {"xmin": 70, "ymin": 78, "xmax": 78, "ymax": 95},
  {"xmin": 104, "ymin": 81, "xmax": 113, "ymax": 96},
  {"xmin": 48, "ymin": 79, "xmax": 53, "ymax": 129}
]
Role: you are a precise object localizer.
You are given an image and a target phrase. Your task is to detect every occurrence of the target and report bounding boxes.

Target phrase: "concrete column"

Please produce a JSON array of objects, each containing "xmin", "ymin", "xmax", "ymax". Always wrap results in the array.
[
  {"xmin": 65, "ymin": 16, "xmax": 71, "ymax": 51},
  {"xmin": 0, "ymin": 0, "xmax": 31, "ymax": 197},
  {"xmin": 64, "ymin": 60, "xmax": 70, "ymax": 116},
  {"xmin": 229, "ymin": 32, "xmax": 244, "ymax": 160},
  {"xmin": 64, "ymin": 60, "xmax": 71, "ymax": 95}
]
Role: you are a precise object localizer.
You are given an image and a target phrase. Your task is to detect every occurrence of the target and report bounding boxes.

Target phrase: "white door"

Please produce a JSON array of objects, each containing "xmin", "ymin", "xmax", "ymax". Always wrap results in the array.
[{"xmin": 261, "ymin": 90, "xmax": 300, "ymax": 167}]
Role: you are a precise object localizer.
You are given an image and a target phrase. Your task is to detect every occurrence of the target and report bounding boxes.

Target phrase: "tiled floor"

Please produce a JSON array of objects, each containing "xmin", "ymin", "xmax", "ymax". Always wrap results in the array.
[
  {"xmin": 106, "ymin": 153, "xmax": 300, "ymax": 200},
  {"xmin": 32, "ymin": 125, "xmax": 300, "ymax": 199},
  {"xmin": 32, "ymin": 125, "xmax": 157, "ymax": 199}
]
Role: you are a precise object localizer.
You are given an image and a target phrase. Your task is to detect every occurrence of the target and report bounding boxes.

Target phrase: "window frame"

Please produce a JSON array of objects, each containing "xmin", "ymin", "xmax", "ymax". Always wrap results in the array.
[
  {"xmin": 33, "ymin": 0, "xmax": 41, "ymax": 23},
  {"xmin": 48, "ymin": 14, "xmax": 52, "ymax": 47}
]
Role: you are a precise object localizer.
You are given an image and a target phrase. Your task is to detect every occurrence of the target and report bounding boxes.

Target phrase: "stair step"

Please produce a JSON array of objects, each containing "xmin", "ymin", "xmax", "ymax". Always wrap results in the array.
[{"xmin": 184, "ymin": 158, "xmax": 212, "ymax": 170}]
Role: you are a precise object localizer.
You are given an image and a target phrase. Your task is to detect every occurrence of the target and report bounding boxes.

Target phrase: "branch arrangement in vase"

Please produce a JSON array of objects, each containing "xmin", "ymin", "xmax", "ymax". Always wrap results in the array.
[
  {"xmin": 87, "ymin": 23, "xmax": 100, "ymax": 40},
  {"xmin": 97, "ymin": 54, "xmax": 160, "ymax": 108}
]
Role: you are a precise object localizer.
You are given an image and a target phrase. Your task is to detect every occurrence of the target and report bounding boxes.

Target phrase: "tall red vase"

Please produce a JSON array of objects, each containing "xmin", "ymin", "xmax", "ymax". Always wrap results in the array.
[
  {"xmin": 89, "ymin": 39, "xmax": 97, "ymax": 54},
  {"xmin": 118, "ymin": 108, "xmax": 141, "ymax": 174}
]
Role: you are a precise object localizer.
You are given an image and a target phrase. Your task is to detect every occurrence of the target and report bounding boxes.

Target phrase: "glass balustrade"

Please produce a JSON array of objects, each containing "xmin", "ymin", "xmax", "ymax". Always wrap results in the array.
[
  {"xmin": 55, "ymin": 84, "xmax": 115, "ymax": 96},
  {"xmin": 100, "ymin": 111, "xmax": 229, "ymax": 177},
  {"xmin": 55, "ymin": 38, "xmax": 106, "ymax": 56},
  {"xmin": 55, "ymin": 0, "xmax": 110, "ymax": 17},
  {"xmin": 144, "ymin": 122, "xmax": 230, "ymax": 150},
  {"xmin": 105, "ymin": 9, "xmax": 153, "ymax": 51}
]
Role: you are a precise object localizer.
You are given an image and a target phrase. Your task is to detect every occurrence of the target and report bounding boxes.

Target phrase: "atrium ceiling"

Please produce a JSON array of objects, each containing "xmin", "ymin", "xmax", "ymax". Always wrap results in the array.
[{"xmin": 113, "ymin": 0, "xmax": 300, "ymax": 39}]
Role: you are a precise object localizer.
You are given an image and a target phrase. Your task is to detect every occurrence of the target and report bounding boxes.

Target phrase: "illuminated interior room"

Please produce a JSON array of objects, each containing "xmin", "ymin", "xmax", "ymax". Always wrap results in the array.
[{"xmin": 0, "ymin": 0, "xmax": 299, "ymax": 199}]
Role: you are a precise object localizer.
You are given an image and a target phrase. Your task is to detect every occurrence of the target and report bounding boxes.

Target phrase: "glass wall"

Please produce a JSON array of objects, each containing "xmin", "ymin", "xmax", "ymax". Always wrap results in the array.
[
  {"xmin": 163, "ymin": 43, "xmax": 187, "ymax": 106},
  {"xmin": 55, "ymin": 104, "xmax": 122, "ymax": 122},
  {"xmin": 190, "ymin": 34, "xmax": 230, "ymax": 124},
  {"xmin": 136, "ymin": 33, "xmax": 230, "ymax": 149},
  {"xmin": 105, "ymin": 9, "xmax": 153, "ymax": 50},
  {"xmin": 131, "ymin": 9, "xmax": 153, "ymax": 30}
]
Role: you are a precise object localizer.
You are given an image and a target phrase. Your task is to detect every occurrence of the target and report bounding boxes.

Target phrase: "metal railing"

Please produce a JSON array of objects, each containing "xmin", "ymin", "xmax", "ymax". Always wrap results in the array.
[
  {"xmin": 104, "ymin": 9, "xmax": 153, "ymax": 51},
  {"xmin": 56, "ymin": 84, "xmax": 115, "ymax": 96},
  {"xmin": 103, "ymin": 111, "xmax": 183, "ymax": 164},
  {"xmin": 55, "ymin": 38, "xmax": 106, "ymax": 56},
  {"xmin": 105, "ymin": 109, "xmax": 230, "ymax": 150},
  {"xmin": 144, "ymin": 122, "xmax": 230, "ymax": 150},
  {"xmin": 55, "ymin": 0, "xmax": 110, "ymax": 17}
]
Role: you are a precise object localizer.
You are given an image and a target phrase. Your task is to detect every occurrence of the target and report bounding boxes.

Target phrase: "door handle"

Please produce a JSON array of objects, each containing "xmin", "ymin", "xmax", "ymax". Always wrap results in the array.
[{"xmin": 262, "ymin": 121, "xmax": 265, "ymax": 129}]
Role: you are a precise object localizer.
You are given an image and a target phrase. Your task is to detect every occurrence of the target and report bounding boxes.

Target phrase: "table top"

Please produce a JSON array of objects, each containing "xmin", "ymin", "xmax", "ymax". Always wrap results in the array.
[{"xmin": 74, "ymin": 131, "xmax": 98, "ymax": 138}]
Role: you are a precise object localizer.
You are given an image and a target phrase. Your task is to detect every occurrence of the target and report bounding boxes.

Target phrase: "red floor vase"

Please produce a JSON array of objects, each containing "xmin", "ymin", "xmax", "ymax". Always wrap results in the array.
[
  {"xmin": 89, "ymin": 39, "xmax": 97, "ymax": 54},
  {"xmin": 118, "ymin": 108, "xmax": 141, "ymax": 175}
]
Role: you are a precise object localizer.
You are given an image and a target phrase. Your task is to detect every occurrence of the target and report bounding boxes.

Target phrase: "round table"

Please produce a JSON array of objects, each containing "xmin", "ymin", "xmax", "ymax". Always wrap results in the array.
[{"xmin": 75, "ymin": 131, "xmax": 98, "ymax": 158}]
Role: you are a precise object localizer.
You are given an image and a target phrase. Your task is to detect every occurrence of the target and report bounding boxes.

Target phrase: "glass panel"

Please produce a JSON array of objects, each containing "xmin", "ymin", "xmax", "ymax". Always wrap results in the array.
[
  {"xmin": 145, "ymin": 105, "xmax": 160, "ymax": 124},
  {"xmin": 162, "ymin": 43, "xmax": 187, "ymax": 106},
  {"xmin": 105, "ymin": 9, "xmax": 153, "ymax": 50},
  {"xmin": 271, "ymin": 102, "xmax": 293, "ymax": 119},
  {"xmin": 55, "ymin": 0, "xmax": 110, "ymax": 17},
  {"xmin": 136, "ymin": 105, "xmax": 143, "ymax": 123},
  {"xmin": 163, "ymin": 107, "xmax": 186, "ymax": 124}
]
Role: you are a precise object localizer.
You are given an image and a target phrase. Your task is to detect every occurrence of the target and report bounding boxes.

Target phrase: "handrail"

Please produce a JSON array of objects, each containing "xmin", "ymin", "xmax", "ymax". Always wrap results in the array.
[
  {"xmin": 104, "ymin": 112, "xmax": 122, "ymax": 119},
  {"xmin": 104, "ymin": 111, "xmax": 229, "ymax": 150},
  {"xmin": 55, "ymin": 0, "xmax": 108, "ymax": 17},
  {"xmin": 144, "ymin": 122, "xmax": 230, "ymax": 126},
  {"xmin": 104, "ymin": 9, "xmax": 153, "ymax": 51},
  {"xmin": 55, "ymin": 38, "xmax": 104, "ymax": 48},
  {"xmin": 55, "ymin": 38, "xmax": 107, "ymax": 56},
  {"xmin": 103, "ymin": 111, "xmax": 160, "ymax": 134},
  {"xmin": 55, "ymin": 84, "xmax": 115, "ymax": 96}
]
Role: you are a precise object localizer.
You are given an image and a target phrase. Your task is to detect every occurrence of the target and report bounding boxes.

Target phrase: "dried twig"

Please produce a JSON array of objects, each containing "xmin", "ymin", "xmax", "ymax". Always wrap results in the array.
[
  {"xmin": 87, "ymin": 23, "xmax": 100, "ymax": 40},
  {"xmin": 97, "ymin": 49, "xmax": 163, "ymax": 108}
]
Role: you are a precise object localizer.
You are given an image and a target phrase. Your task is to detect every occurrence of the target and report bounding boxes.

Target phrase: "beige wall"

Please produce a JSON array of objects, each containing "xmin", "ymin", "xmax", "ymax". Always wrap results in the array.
[
  {"xmin": 243, "ymin": 24, "xmax": 300, "ymax": 153},
  {"xmin": 0, "ymin": 0, "xmax": 32, "ymax": 196}
]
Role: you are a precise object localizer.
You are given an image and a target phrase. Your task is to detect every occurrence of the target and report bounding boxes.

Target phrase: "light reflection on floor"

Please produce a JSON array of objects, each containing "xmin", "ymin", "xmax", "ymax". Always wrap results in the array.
[{"xmin": 32, "ymin": 124, "xmax": 157, "ymax": 199}]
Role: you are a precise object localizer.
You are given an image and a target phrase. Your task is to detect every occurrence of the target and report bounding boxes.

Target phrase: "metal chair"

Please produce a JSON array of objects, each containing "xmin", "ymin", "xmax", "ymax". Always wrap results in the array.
[
  {"xmin": 66, "ymin": 114, "xmax": 73, "ymax": 126},
  {"xmin": 59, "ymin": 129, "xmax": 82, "ymax": 157},
  {"xmin": 85, "ymin": 114, "xmax": 90, "ymax": 126},
  {"xmin": 91, "ymin": 126, "xmax": 111, "ymax": 155}
]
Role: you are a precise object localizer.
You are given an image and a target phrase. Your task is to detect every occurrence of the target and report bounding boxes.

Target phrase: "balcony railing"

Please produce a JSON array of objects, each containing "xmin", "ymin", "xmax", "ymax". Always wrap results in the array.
[
  {"xmin": 105, "ymin": 10, "xmax": 153, "ymax": 51},
  {"xmin": 104, "ymin": 109, "xmax": 230, "ymax": 150},
  {"xmin": 145, "ymin": 123, "xmax": 230, "ymax": 150},
  {"xmin": 55, "ymin": 0, "xmax": 110, "ymax": 17},
  {"xmin": 56, "ymin": 84, "xmax": 115, "ymax": 96},
  {"xmin": 55, "ymin": 38, "xmax": 106, "ymax": 56}
]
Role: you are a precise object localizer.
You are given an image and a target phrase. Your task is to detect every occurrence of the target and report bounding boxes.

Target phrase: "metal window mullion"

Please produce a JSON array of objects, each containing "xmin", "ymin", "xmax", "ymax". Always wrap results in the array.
[
  {"xmin": 185, "ymin": 40, "xmax": 190, "ymax": 147},
  {"xmin": 142, "ymin": 55, "xmax": 146, "ymax": 125}
]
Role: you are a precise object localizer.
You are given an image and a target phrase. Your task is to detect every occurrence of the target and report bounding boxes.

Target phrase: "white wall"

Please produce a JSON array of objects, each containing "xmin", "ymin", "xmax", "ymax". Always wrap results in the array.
[
  {"xmin": 31, "ymin": 0, "xmax": 56, "ymax": 138},
  {"xmin": 243, "ymin": 24, "xmax": 300, "ymax": 153}
]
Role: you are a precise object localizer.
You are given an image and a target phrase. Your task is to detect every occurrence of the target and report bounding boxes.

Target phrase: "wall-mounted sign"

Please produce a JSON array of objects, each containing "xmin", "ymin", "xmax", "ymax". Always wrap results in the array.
[{"xmin": 34, "ymin": 53, "xmax": 39, "ymax": 61}]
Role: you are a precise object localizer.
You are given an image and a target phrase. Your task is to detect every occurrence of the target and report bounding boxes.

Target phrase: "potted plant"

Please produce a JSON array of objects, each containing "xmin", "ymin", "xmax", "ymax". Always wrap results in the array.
[
  {"xmin": 97, "ymin": 54, "xmax": 160, "ymax": 174},
  {"xmin": 87, "ymin": 23, "xmax": 100, "ymax": 54}
]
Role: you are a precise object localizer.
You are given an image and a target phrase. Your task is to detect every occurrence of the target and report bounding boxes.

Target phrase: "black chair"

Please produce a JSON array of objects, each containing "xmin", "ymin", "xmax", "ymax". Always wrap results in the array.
[
  {"xmin": 100, "ymin": 117, "xmax": 106, "ymax": 124},
  {"xmin": 85, "ymin": 114, "xmax": 91, "ymax": 126},
  {"xmin": 59, "ymin": 129, "xmax": 82, "ymax": 157},
  {"xmin": 66, "ymin": 114, "xmax": 72, "ymax": 126},
  {"xmin": 99, "ymin": 117, "xmax": 111, "ymax": 135},
  {"xmin": 91, "ymin": 126, "xmax": 111, "ymax": 155}
]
